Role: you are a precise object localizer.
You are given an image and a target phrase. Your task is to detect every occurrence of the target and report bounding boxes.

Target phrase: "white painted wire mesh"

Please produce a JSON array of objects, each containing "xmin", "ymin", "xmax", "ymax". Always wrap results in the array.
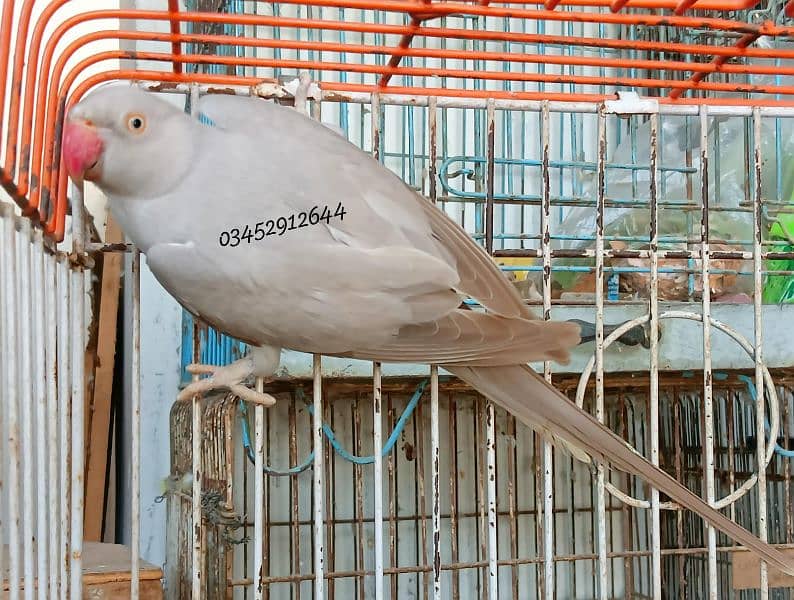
[
  {"xmin": 4, "ymin": 92, "xmax": 794, "ymax": 599},
  {"xmin": 153, "ymin": 90, "xmax": 794, "ymax": 600},
  {"xmin": 0, "ymin": 202, "xmax": 89, "ymax": 599},
  {"xmin": 3, "ymin": 5, "xmax": 794, "ymax": 596}
]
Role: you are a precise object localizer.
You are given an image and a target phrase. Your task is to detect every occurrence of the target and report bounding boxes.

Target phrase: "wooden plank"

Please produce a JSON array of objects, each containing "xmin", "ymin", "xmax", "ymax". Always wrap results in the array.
[
  {"xmin": 732, "ymin": 546, "xmax": 794, "ymax": 589},
  {"xmin": 84, "ymin": 214, "xmax": 124, "ymax": 542},
  {"xmin": 3, "ymin": 542, "xmax": 163, "ymax": 598}
]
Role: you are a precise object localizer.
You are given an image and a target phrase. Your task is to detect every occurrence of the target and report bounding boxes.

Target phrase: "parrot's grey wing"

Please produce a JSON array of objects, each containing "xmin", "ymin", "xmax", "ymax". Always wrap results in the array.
[
  {"xmin": 197, "ymin": 94, "xmax": 531, "ymax": 321},
  {"xmin": 414, "ymin": 198, "xmax": 539, "ymax": 320},
  {"xmin": 344, "ymin": 309, "xmax": 580, "ymax": 365}
]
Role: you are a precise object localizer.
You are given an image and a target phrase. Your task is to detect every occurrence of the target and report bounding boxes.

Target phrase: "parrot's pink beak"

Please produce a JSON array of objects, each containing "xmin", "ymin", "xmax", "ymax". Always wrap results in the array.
[{"xmin": 62, "ymin": 118, "xmax": 104, "ymax": 183}]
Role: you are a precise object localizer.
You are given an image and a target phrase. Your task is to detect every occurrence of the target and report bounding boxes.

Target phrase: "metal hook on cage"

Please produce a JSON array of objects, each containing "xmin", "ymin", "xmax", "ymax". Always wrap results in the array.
[{"xmin": 293, "ymin": 71, "xmax": 314, "ymax": 116}]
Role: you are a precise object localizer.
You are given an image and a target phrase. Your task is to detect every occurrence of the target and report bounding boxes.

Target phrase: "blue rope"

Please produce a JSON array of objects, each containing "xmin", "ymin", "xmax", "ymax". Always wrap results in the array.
[
  {"xmin": 239, "ymin": 378, "xmax": 429, "ymax": 475},
  {"xmin": 736, "ymin": 374, "xmax": 794, "ymax": 459}
]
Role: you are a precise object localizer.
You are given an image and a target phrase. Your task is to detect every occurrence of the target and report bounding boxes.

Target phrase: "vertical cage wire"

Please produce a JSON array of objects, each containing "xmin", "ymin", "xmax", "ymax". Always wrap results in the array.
[
  {"xmin": 0, "ymin": 200, "xmax": 91, "ymax": 598},
  {"xmin": 141, "ymin": 90, "xmax": 792, "ymax": 597},
  {"xmin": 699, "ymin": 104, "xmax": 719, "ymax": 599},
  {"xmin": 539, "ymin": 100, "xmax": 556, "ymax": 600},
  {"xmin": 254, "ymin": 377, "xmax": 266, "ymax": 600},
  {"xmin": 0, "ymin": 205, "xmax": 4, "ymax": 600},
  {"xmin": 44, "ymin": 237, "xmax": 59, "ymax": 600},
  {"xmin": 312, "ymin": 354, "xmax": 325, "ymax": 598},
  {"xmin": 188, "ymin": 83, "xmax": 205, "ymax": 600},
  {"xmin": 594, "ymin": 107, "xmax": 609, "ymax": 600},
  {"xmin": 18, "ymin": 199, "xmax": 33, "ymax": 600},
  {"xmin": 69, "ymin": 193, "xmax": 87, "ymax": 600},
  {"xmin": 752, "ymin": 106, "xmax": 770, "ymax": 600},
  {"xmin": 31, "ymin": 227, "xmax": 47, "ymax": 600},
  {"xmin": 647, "ymin": 111, "xmax": 661, "ymax": 600},
  {"xmin": 5, "ymin": 4, "xmax": 794, "ymax": 590},
  {"xmin": 2, "ymin": 203, "xmax": 20, "ymax": 600},
  {"xmin": 130, "ymin": 248, "xmax": 142, "ymax": 598},
  {"xmin": 56, "ymin": 254, "xmax": 71, "ymax": 600}
]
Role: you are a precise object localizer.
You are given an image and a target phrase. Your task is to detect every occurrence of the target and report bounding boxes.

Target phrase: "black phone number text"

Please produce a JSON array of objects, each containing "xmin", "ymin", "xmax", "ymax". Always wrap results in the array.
[{"xmin": 218, "ymin": 202, "xmax": 347, "ymax": 247}]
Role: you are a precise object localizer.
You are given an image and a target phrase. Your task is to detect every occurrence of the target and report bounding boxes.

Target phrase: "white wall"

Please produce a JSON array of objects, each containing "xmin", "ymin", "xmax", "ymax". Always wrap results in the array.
[
  {"xmin": 115, "ymin": 0, "xmax": 186, "ymax": 568},
  {"xmin": 119, "ymin": 251, "xmax": 183, "ymax": 567}
]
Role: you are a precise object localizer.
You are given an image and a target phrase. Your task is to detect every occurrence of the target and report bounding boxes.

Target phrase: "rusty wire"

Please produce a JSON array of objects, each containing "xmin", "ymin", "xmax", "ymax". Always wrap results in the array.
[{"xmin": 2, "ymin": 0, "xmax": 794, "ymax": 240}]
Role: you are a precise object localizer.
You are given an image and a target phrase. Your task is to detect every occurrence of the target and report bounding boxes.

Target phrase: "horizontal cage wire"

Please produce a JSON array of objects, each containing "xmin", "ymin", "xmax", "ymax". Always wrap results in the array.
[
  {"xmin": 163, "ymin": 377, "xmax": 794, "ymax": 599},
  {"xmin": 2, "ymin": 1, "xmax": 794, "ymax": 600},
  {"xmin": 2, "ymin": 0, "xmax": 794, "ymax": 238}
]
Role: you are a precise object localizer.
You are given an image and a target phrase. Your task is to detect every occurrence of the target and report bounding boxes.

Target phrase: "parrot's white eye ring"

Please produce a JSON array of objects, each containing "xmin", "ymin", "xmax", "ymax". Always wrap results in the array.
[{"xmin": 126, "ymin": 113, "xmax": 147, "ymax": 133}]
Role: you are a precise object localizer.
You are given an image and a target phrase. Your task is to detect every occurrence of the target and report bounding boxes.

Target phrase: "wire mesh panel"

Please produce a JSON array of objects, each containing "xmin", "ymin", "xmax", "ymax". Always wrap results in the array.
[
  {"xmin": 3, "ymin": 0, "xmax": 794, "ymax": 599},
  {"xmin": 155, "ymin": 90, "xmax": 794, "ymax": 600},
  {"xmin": 164, "ymin": 378, "xmax": 794, "ymax": 599},
  {"xmin": 0, "ymin": 202, "xmax": 90, "ymax": 599}
]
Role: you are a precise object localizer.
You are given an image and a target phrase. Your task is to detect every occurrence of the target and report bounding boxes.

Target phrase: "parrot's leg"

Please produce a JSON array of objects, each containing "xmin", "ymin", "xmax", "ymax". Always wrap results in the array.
[{"xmin": 177, "ymin": 345, "xmax": 281, "ymax": 406}]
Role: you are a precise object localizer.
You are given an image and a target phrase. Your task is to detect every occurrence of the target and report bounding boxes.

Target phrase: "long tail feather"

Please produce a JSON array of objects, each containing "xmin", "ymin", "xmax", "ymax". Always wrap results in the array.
[{"xmin": 446, "ymin": 363, "xmax": 794, "ymax": 577}]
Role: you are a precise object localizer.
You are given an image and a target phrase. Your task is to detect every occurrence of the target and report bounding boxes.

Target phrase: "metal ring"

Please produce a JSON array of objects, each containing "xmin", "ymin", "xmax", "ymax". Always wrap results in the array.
[{"xmin": 574, "ymin": 309, "xmax": 779, "ymax": 511}]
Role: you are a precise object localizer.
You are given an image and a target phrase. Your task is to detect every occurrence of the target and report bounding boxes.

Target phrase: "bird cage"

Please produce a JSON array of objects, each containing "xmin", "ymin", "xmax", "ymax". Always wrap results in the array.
[{"xmin": 3, "ymin": 0, "xmax": 794, "ymax": 599}]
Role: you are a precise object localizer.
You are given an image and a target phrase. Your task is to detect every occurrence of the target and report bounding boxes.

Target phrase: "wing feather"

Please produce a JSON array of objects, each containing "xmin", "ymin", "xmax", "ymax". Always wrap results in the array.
[
  {"xmin": 341, "ymin": 310, "xmax": 580, "ymax": 366},
  {"xmin": 198, "ymin": 94, "xmax": 536, "ymax": 321}
]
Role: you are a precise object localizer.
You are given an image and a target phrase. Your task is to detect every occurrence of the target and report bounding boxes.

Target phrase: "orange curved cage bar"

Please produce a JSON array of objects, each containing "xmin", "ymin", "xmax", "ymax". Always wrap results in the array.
[{"xmin": 1, "ymin": 0, "xmax": 793, "ymax": 242}]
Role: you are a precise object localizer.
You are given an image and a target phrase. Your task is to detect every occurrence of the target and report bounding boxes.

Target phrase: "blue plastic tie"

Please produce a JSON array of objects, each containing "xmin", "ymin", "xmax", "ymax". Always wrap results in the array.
[
  {"xmin": 735, "ymin": 373, "xmax": 794, "ymax": 459},
  {"xmin": 239, "ymin": 378, "xmax": 429, "ymax": 475}
]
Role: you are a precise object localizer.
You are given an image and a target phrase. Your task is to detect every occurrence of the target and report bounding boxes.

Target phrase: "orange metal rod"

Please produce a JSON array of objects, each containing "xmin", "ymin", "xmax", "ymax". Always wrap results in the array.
[
  {"xmin": 57, "ymin": 50, "xmax": 794, "ymax": 96},
  {"xmin": 0, "ymin": 168, "xmax": 31, "ymax": 215},
  {"xmin": 40, "ymin": 65, "xmax": 794, "ymax": 240},
  {"xmin": 673, "ymin": 0, "xmax": 700, "ymax": 15},
  {"xmin": 167, "ymin": 0, "xmax": 183, "ymax": 74},
  {"xmin": 3, "ymin": 0, "xmax": 38, "ymax": 181},
  {"xmin": 0, "ymin": 0, "xmax": 15, "ymax": 144},
  {"xmin": 379, "ymin": 0, "xmax": 432, "ymax": 87},
  {"xmin": 246, "ymin": 0, "xmax": 793, "ymax": 37},
  {"xmin": 17, "ymin": 0, "xmax": 72, "ymax": 205},
  {"xmin": 24, "ymin": 24, "xmax": 790, "ymax": 218},
  {"xmin": 21, "ymin": 3, "xmax": 779, "ymax": 213},
  {"xmin": 669, "ymin": 32, "xmax": 759, "ymax": 100},
  {"xmin": 485, "ymin": 0, "xmax": 761, "ymax": 8}
]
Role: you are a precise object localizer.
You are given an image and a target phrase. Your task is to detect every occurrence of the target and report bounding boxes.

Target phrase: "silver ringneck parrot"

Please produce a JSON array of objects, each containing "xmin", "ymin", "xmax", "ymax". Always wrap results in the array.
[{"xmin": 62, "ymin": 84, "xmax": 793, "ymax": 574}]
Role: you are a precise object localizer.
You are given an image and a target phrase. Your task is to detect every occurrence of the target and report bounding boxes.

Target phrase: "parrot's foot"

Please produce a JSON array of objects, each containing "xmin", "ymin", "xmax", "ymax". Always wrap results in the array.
[{"xmin": 177, "ymin": 347, "xmax": 281, "ymax": 407}]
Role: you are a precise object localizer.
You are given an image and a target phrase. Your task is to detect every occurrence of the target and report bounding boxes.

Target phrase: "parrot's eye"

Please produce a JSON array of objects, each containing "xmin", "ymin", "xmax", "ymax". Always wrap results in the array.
[{"xmin": 126, "ymin": 113, "xmax": 147, "ymax": 133}]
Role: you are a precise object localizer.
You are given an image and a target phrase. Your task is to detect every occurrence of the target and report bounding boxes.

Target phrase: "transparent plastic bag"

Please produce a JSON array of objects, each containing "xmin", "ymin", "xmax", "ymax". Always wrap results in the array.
[{"xmin": 554, "ymin": 108, "xmax": 794, "ymax": 302}]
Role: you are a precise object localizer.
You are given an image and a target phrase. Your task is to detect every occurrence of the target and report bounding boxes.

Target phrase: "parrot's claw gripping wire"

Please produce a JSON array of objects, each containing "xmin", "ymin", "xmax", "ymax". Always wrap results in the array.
[{"xmin": 177, "ymin": 363, "xmax": 277, "ymax": 407}]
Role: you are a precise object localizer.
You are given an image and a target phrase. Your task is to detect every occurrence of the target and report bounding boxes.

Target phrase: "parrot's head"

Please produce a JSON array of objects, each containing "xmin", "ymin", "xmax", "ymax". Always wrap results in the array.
[{"xmin": 62, "ymin": 84, "xmax": 195, "ymax": 197}]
